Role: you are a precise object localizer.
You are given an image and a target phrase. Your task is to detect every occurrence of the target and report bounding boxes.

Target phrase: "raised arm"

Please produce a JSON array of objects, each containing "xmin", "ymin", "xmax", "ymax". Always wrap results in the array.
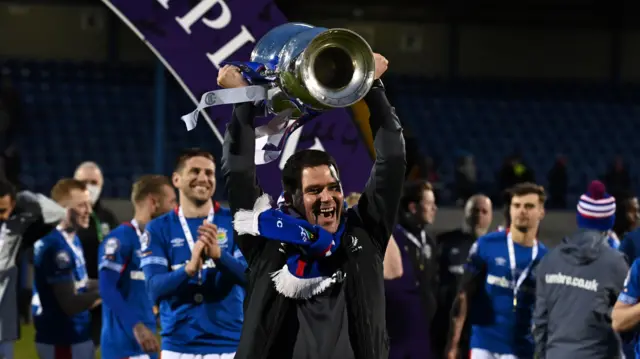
[
  {"xmin": 16, "ymin": 192, "xmax": 63, "ymax": 248},
  {"xmin": 357, "ymin": 55, "xmax": 406, "ymax": 254},
  {"xmin": 219, "ymin": 65, "xmax": 266, "ymax": 265}
]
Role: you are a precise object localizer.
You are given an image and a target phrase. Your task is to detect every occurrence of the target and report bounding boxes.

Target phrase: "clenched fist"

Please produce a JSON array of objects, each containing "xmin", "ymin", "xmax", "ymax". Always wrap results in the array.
[
  {"xmin": 217, "ymin": 65, "xmax": 249, "ymax": 89},
  {"xmin": 373, "ymin": 53, "xmax": 388, "ymax": 80}
]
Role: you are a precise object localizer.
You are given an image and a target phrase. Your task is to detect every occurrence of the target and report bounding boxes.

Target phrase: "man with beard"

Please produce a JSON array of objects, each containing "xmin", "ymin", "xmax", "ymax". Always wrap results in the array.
[
  {"xmin": 0, "ymin": 178, "xmax": 68, "ymax": 359},
  {"xmin": 434, "ymin": 194, "xmax": 492, "ymax": 358},
  {"xmin": 98, "ymin": 175, "xmax": 176, "ymax": 359},
  {"xmin": 140, "ymin": 149, "xmax": 247, "ymax": 359},
  {"xmin": 447, "ymin": 183, "xmax": 548, "ymax": 359},
  {"xmin": 32, "ymin": 179, "xmax": 102, "ymax": 359},
  {"xmin": 73, "ymin": 161, "xmax": 118, "ymax": 347},
  {"xmin": 385, "ymin": 180, "xmax": 438, "ymax": 359},
  {"xmin": 219, "ymin": 53, "xmax": 404, "ymax": 359}
]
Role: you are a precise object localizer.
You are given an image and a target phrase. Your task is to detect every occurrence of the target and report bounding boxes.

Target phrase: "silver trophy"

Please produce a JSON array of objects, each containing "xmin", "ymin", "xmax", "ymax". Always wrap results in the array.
[
  {"xmin": 182, "ymin": 22, "xmax": 375, "ymax": 164},
  {"xmin": 248, "ymin": 22, "xmax": 375, "ymax": 118}
]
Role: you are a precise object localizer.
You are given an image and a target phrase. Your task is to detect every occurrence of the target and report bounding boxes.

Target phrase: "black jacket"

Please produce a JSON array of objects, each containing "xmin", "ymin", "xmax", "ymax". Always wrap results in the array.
[
  {"xmin": 221, "ymin": 85, "xmax": 406, "ymax": 359},
  {"xmin": 533, "ymin": 229, "xmax": 628, "ymax": 359}
]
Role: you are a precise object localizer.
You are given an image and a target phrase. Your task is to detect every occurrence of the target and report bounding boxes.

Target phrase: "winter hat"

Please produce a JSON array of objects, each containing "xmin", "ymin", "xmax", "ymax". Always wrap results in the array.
[{"xmin": 576, "ymin": 180, "xmax": 616, "ymax": 232}]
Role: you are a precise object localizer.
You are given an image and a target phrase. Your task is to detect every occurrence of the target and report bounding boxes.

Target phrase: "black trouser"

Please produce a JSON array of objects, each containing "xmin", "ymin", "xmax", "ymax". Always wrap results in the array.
[{"xmin": 91, "ymin": 306, "xmax": 102, "ymax": 347}]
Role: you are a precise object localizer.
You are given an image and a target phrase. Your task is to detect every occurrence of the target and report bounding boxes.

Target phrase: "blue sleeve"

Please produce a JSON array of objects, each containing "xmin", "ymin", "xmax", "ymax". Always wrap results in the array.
[
  {"xmin": 214, "ymin": 245, "xmax": 248, "ymax": 286},
  {"xmin": 140, "ymin": 221, "xmax": 190, "ymax": 302},
  {"xmin": 99, "ymin": 269, "xmax": 142, "ymax": 331},
  {"xmin": 98, "ymin": 233, "xmax": 143, "ymax": 331},
  {"xmin": 618, "ymin": 259, "xmax": 640, "ymax": 305},
  {"xmin": 43, "ymin": 244, "xmax": 75, "ymax": 284},
  {"xmin": 620, "ymin": 233, "xmax": 637, "ymax": 265},
  {"xmin": 465, "ymin": 237, "xmax": 486, "ymax": 275}
]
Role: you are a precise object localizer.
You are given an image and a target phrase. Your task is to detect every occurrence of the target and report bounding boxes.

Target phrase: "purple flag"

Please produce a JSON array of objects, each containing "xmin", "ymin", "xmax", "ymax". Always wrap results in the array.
[{"xmin": 102, "ymin": 0, "xmax": 373, "ymax": 198}]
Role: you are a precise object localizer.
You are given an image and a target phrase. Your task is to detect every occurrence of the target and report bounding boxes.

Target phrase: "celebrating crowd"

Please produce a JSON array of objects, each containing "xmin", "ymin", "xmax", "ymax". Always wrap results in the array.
[{"xmin": 1, "ymin": 53, "xmax": 639, "ymax": 359}]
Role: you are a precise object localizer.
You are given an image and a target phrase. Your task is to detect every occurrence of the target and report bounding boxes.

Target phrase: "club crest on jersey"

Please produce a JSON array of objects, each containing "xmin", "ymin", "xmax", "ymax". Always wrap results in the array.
[
  {"xmin": 140, "ymin": 230, "xmax": 150, "ymax": 252},
  {"xmin": 299, "ymin": 226, "xmax": 314, "ymax": 242},
  {"xmin": 216, "ymin": 228, "xmax": 228, "ymax": 247},
  {"xmin": 55, "ymin": 250, "xmax": 71, "ymax": 269},
  {"xmin": 104, "ymin": 237, "xmax": 119, "ymax": 256}
]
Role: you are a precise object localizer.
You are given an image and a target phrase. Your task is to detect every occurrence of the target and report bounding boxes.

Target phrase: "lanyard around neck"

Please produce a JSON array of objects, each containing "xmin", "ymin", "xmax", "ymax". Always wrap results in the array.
[
  {"xmin": 506, "ymin": 231, "xmax": 538, "ymax": 300},
  {"xmin": 130, "ymin": 219, "xmax": 143, "ymax": 238},
  {"xmin": 177, "ymin": 206, "xmax": 215, "ymax": 252},
  {"xmin": 56, "ymin": 225, "xmax": 83, "ymax": 261},
  {"xmin": 178, "ymin": 206, "xmax": 214, "ymax": 285}
]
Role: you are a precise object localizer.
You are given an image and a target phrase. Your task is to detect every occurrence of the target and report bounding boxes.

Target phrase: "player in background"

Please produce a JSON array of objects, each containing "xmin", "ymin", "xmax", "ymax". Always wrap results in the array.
[
  {"xmin": 32, "ymin": 179, "xmax": 101, "ymax": 359},
  {"xmin": 613, "ymin": 255, "xmax": 640, "ymax": 358},
  {"xmin": 0, "ymin": 178, "xmax": 69, "ymax": 359},
  {"xmin": 141, "ymin": 149, "xmax": 247, "ymax": 359},
  {"xmin": 534, "ymin": 180, "xmax": 627, "ymax": 359},
  {"xmin": 98, "ymin": 175, "xmax": 177, "ymax": 359},
  {"xmin": 447, "ymin": 182, "xmax": 548, "ymax": 359}
]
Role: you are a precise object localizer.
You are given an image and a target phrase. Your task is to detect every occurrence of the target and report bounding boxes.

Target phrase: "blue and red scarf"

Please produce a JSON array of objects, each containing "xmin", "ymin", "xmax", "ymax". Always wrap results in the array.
[{"xmin": 233, "ymin": 192, "xmax": 347, "ymax": 299}]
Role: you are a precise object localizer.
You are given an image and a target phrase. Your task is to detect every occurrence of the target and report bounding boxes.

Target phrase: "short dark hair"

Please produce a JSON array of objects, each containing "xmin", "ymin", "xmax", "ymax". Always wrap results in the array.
[
  {"xmin": 281, "ymin": 150, "xmax": 339, "ymax": 194},
  {"xmin": 507, "ymin": 182, "xmax": 546, "ymax": 204},
  {"xmin": 400, "ymin": 180, "xmax": 433, "ymax": 211},
  {"xmin": 131, "ymin": 175, "xmax": 172, "ymax": 204},
  {"xmin": 614, "ymin": 190, "xmax": 637, "ymax": 236},
  {"xmin": 174, "ymin": 148, "xmax": 215, "ymax": 172},
  {"xmin": 0, "ymin": 178, "xmax": 16, "ymax": 201}
]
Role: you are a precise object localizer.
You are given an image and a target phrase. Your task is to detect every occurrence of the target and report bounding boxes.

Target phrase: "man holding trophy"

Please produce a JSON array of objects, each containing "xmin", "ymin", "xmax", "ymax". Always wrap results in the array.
[
  {"xmin": 223, "ymin": 46, "xmax": 405, "ymax": 359},
  {"xmin": 180, "ymin": 22, "xmax": 406, "ymax": 359}
]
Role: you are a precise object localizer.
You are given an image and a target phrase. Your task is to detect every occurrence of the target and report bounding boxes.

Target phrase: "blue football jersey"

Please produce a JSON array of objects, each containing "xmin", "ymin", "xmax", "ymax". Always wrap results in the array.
[
  {"xmin": 620, "ymin": 229, "xmax": 640, "ymax": 264},
  {"xmin": 617, "ymin": 258, "xmax": 640, "ymax": 359},
  {"xmin": 465, "ymin": 231, "xmax": 548, "ymax": 358},
  {"xmin": 99, "ymin": 221, "xmax": 158, "ymax": 359},
  {"xmin": 140, "ymin": 205, "xmax": 246, "ymax": 355},
  {"xmin": 32, "ymin": 228, "xmax": 91, "ymax": 345}
]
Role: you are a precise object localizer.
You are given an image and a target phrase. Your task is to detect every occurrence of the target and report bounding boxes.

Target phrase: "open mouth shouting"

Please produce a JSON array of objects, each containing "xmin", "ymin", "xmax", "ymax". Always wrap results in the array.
[{"xmin": 314, "ymin": 203, "xmax": 340, "ymax": 233}]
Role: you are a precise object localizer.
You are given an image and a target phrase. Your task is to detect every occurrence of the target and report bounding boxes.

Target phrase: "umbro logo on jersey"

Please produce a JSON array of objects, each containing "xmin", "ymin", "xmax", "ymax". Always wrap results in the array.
[
  {"xmin": 495, "ymin": 257, "xmax": 507, "ymax": 266},
  {"xmin": 171, "ymin": 238, "xmax": 185, "ymax": 247}
]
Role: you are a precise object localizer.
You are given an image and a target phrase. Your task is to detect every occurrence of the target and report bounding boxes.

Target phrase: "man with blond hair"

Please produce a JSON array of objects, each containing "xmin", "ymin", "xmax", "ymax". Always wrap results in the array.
[
  {"xmin": 99, "ymin": 175, "xmax": 176, "ymax": 359},
  {"xmin": 32, "ymin": 179, "xmax": 101, "ymax": 359}
]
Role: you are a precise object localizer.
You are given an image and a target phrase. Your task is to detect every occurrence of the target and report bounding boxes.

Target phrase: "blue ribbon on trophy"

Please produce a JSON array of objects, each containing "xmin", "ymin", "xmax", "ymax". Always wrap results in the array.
[{"xmin": 181, "ymin": 22, "xmax": 376, "ymax": 165}]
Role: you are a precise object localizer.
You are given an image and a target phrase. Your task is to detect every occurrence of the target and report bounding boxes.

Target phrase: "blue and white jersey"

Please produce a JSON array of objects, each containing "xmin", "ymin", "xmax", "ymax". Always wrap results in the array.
[
  {"xmin": 141, "ymin": 204, "xmax": 247, "ymax": 355},
  {"xmin": 465, "ymin": 230, "xmax": 548, "ymax": 358},
  {"xmin": 32, "ymin": 227, "xmax": 91, "ymax": 345},
  {"xmin": 99, "ymin": 220, "xmax": 158, "ymax": 359},
  {"xmin": 617, "ymin": 258, "xmax": 640, "ymax": 359}
]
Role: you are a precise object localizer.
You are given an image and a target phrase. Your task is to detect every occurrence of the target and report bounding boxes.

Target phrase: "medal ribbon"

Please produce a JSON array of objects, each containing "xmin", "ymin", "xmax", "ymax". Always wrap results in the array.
[{"xmin": 507, "ymin": 231, "xmax": 538, "ymax": 310}]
